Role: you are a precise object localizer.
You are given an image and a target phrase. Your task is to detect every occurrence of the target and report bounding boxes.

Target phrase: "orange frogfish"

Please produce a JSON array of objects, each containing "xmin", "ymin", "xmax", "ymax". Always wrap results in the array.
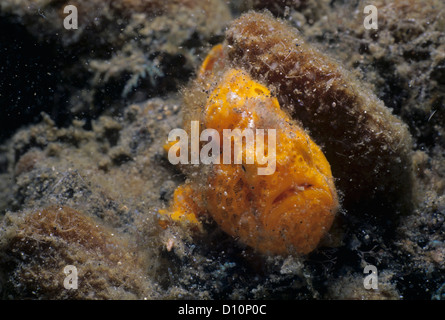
[{"xmin": 160, "ymin": 45, "xmax": 339, "ymax": 255}]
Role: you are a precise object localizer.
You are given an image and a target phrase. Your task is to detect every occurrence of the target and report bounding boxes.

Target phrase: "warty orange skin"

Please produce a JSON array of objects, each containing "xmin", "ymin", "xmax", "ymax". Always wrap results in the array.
[{"xmin": 161, "ymin": 48, "xmax": 338, "ymax": 255}]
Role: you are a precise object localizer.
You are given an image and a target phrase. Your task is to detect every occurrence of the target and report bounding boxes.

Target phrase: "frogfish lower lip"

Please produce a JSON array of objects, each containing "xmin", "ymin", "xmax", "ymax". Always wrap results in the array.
[{"xmin": 272, "ymin": 184, "xmax": 312, "ymax": 206}]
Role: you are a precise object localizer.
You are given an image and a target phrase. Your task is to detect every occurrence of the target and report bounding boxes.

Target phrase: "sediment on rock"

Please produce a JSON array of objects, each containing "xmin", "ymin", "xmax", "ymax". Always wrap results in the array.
[{"xmin": 0, "ymin": 206, "xmax": 158, "ymax": 299}]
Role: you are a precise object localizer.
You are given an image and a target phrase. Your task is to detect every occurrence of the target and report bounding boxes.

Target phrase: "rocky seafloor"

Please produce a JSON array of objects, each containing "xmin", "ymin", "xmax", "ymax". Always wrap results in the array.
[{"xmin": 0, "ymin": 0, "xmax": 444, "ymax": 300}]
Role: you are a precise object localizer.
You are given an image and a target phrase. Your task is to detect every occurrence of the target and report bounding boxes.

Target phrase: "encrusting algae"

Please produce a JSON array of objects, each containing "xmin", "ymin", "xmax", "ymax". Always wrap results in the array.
[{"xmin": 161, "ymin": 47, "xmax": 339, "ymax": 255}]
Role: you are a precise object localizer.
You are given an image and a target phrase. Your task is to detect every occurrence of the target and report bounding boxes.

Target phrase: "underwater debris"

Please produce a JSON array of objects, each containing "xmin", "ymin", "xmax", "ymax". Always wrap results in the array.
[{"xmin": 231, "ymin": 0, "xmax": 331, "ymax": 25}]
